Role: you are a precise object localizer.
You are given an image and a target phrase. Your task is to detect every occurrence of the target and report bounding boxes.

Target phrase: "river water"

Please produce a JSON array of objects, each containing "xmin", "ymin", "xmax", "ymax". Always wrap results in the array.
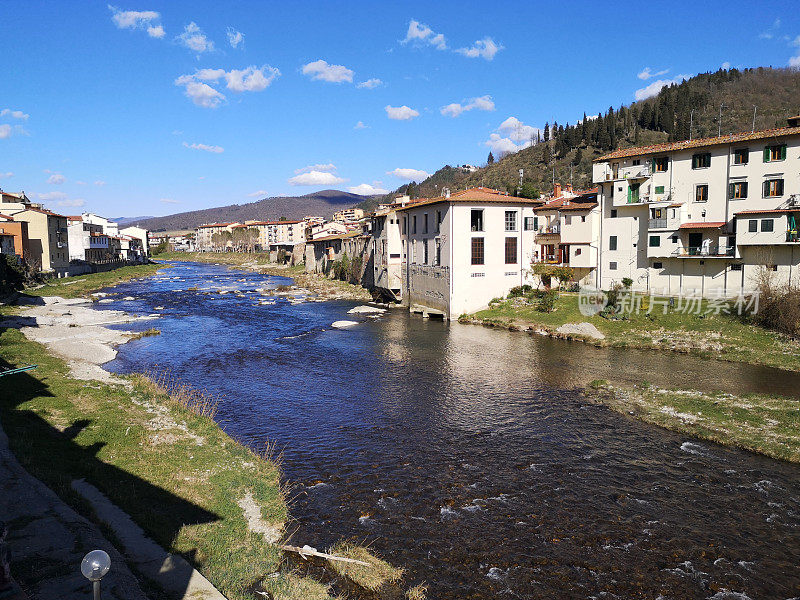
[{"xmin": 99, "ymin": 261, "xmax": 800, "ymax": 599}]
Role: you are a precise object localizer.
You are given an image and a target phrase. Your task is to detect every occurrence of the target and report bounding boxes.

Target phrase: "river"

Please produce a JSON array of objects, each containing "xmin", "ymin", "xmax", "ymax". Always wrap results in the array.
[{"xmin": 98, "ymin": 261, "xmax": 800, "ymax": 599}]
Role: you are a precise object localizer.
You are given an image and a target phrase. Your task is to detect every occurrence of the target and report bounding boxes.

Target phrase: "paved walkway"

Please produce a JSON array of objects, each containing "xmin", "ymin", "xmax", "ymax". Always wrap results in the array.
[{"xmin": 0, "ymin": 417, "xmax": 149, "ymax": 600}]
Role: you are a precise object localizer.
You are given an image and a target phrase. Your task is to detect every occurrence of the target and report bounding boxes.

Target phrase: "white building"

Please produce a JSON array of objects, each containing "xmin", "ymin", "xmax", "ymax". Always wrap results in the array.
[
  {"xmin": 67, "ymin": 215, "xmax": 110, "ymax": 262},
  {"xmin": 371, "ymin": 203, "xmax": 406, "ymax": 300},
  {"xmin": 310, "ymin": 221, "xmax": 348, "ymax": 240},
  {"xmin": 396, "ymin": 187, "xmax": 545, "ymax": 318},
  {"xmin": 120, "ymin": 225, "xmax": 150, "ymax": 256},
  {"xmin": 592, "ymin": 116, "xmax": 800, "ymax": 297},
  {"xmin": 333, "ymin": 207, "xmax": 364, "ymax": 223},
  {"xmin": 81, "ymin": 213, "xmax": 119, "ymax": 236}
]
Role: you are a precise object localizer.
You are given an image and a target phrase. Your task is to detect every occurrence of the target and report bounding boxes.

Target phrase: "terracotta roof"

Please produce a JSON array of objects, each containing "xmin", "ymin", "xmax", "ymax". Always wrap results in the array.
[
  {"xmin": 595, "ymin": 126, "xmax": 800, "ymax": 162},
  {"xmin": 678, "ymin": 221, "xmax": 726, "ymax": 229},
  {"xmin": 17, "ymin": 207, "xmax": 67, "ymax": 218},
  {"xmin": 734, "ymin": 208, "xmax": 800, "ymax": 216},
  {"xmin": 0, "ymin": 213, "xmax": 13, "ymax": 220},
  {"xmin": 667, "ymin": 202, "xmax": 684, "ymax": 208},
  {"xmin": 67, "ymin": 215, "xmax": 83, "ymax": 221},
  {"xmin": 395, "ymin": 187, "xmax": 544, "ymax": 211},
  {"xmin": 559, "ymin": 202, "xmax": 598, "ymax": 212},
  {"xmin": 312, "ymin": 231, "xmax": 363, "ymax": 242},
  {"xmin": 197, "ymin": 222, "xmax": 236, "ymax": 229}
]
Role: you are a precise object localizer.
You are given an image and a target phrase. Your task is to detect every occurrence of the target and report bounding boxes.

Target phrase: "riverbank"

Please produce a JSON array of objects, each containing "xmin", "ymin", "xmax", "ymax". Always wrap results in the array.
[
  {"xmin": 0, "ymin": 267, "xmax": 414, "ymax": 600},
  {"xmin": 466, "ymin": 291, "xmax": 800, "ymax": 372},
  {"xmin": 586, "ymin": 381, "xmax": 800, "ymax": 463},
  {"xmin": 155, "ymin": 252, "xmax": 373, "ymax": 301}
]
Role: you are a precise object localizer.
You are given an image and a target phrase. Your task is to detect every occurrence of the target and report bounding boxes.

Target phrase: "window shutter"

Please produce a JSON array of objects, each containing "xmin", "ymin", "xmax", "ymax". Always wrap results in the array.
[
  {"xmin": 763, "ymin": 180, "xmax": 769, "ymax": 197},
  {"xmin": 781, "ymin": 145, "xmax": 787, "ymax": 160},
  {"xmin": 763, "ymin": 147, "xmax": 770, "ymax": 162},
  {"xmin": 777, "ymin": 179, "xmax": 784, "ymax": 196},
  {"xmin": 692, "ymin": 155, "xmax": 697, "ymax": 168},
  {"xmin": 728, "ymin": 183, "xmax": 734, "ymax": 199},
  {"xmin": 533, "ymin": 217, "xmax": 538, "ymax": 230},
  {"xmin": 742, "ymin": 182, "xmax": 748, "ymax": 197},
  {"xmin": 651, "ymin": 158, "xmax": 656, "ymax": 171}
]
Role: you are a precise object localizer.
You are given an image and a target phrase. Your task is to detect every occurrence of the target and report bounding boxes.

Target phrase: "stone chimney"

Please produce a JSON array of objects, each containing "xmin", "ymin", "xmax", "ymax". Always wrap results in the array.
[{"xmin": 553, "ymin": 183, "xmax": 562, "ymax": 198}]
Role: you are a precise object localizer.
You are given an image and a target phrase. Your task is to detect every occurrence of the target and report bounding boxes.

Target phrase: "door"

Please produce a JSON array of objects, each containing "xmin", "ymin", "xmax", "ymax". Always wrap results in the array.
[{"xmin": 688, "ymin": 232, "xmax": 702, "ymax": 255}]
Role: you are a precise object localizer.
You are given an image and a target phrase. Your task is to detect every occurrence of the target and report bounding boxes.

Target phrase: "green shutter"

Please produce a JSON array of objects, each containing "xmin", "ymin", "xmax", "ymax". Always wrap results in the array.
[
  {"xmin": 764, "ymin": 147, "xmax": 771, "ymax": 162},
  {"xmin": 533, "ymin": 216, "xmax": 538, "ymax": 230},
  {"xmin": 781, "ymin": 144, "xmax": 787, "ymax": 160},
  {"xmin": 777, "ymin": 179, "xmax": 784, "ymax": 196},
  {"xmin": 763, "ymin": 181, "xmax": 770, "ymax": 197},
  {"xmin": 692, "ymin": 155, "xmax": 697, "ymax": 168},
  {"xmin": 651, "ymin": 158, "xmax": 656, "ymax": 172}
]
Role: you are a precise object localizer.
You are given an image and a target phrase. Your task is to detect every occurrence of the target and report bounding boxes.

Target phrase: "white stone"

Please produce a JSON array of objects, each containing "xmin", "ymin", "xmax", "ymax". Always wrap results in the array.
[
  {"xmin": 331, "ymin": 320, "xmax": 359, "ymax": 329},
  {"xmin": 555, "ymin": 322, "xmax": 605, "ymax": 340},
  {"xmin": 347, "ymin": 305, "xmax": 386, "ymax": 315}
]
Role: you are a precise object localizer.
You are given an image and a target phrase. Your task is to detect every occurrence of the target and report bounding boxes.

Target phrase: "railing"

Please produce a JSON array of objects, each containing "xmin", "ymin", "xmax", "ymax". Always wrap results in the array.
[
  {"xmin": 648, "ymin": 218, "xmax": 667, "ymax": 229},
  {"xmin": 674, "ymin": 245, "xmax": 735, "ymax": 257},
  {"xmin": 787, "ymin": 231, "xmax": 800, "ymax": 242},
  {"xmin": 537, "ymin": 225, "xmax": 560, "ymax": 235}
]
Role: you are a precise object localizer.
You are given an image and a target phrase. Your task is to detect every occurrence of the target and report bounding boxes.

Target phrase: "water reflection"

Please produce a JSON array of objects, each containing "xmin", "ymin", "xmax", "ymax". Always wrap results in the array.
[{"xmin": 102, "ymin": 262, "xmax": 800, "ymax": 599}]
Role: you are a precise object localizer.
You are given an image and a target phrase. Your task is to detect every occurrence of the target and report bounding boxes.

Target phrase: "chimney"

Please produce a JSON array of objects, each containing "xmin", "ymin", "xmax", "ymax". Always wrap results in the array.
[
  {"xmin": 553, "ymin": 183, "xmax": 562, "ymax": 198},
  {"xmin": 564, "ymin": 183, "xmax": 573, "ymax": 194}
]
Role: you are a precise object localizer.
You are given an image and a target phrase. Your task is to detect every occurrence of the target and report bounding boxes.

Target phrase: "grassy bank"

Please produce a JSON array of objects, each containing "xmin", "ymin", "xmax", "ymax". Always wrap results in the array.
[
  {"xmin": 25, "ymin": 263, "xmax": 165, "ymax": 299},
  {"xmin": 155, "ymin": 251, "xmax": 372, "ymax": 301},
  {"xmin": 587, "ymin": 381, "xmax": 800, "ymax": 463},
  {"xmin": 469, "ymin": 292, "xmax": 800, "ymax": 372}
]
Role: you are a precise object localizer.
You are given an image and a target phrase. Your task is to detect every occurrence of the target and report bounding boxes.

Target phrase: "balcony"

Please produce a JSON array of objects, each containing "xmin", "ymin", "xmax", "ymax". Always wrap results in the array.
[
  {"xmin": 673, "ymin": 245, "xmax": 735, "ymax": 258},
  {"xmin": 648, "ymin": 218, "xmax": 667, "ymax": 229},
  {"xmin": 788, "ymin": 231, "xmax": 800, "ymax": 243}
]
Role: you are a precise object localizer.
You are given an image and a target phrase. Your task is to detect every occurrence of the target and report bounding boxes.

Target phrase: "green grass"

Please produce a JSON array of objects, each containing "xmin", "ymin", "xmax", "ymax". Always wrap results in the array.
[
  {"xmin": 587, "ymin": 381, "xmax": 800, "ymax": 463},
  {"xmin": 472, "ymin": 292, "xmax": 800, "ymax": 372},
  {"xmin": 26, "ymin": 264, "xmax": 165, "ymax": 299}
]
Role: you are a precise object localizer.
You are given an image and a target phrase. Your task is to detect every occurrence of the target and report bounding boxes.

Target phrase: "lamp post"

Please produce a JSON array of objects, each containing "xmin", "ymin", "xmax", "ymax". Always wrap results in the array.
[{"xmin": 80, "ymin": 550, "xmax": 111, "ymax": 600}]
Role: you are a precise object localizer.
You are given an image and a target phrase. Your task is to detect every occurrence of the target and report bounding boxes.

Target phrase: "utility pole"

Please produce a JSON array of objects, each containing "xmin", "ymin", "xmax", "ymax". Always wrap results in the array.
[
  {"xmin": 570, "ymin": 163, "xmax": 574, "ymax": 188},
  {"xmin": 517, "ymin": 169, "xmax": 523, "ymax": 196},
  {"xmin": 718, "ymin": 103, "xmax": 726, "ymax": 137},
  {"xmin": 752, "ymin": 105, "xmax": 758, "ymax": 132},
  {"xmin": 689, "ymin": 109, "xmax": 695, "ymax": 141}
]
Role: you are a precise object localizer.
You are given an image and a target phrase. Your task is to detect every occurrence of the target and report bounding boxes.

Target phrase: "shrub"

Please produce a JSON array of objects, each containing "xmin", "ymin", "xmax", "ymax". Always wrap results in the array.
[
  {"xmin": 621, "ymin": 277, "xmax": 633, "ymax": 289},
  {"xmin": 489, "ymin": 297, "xmax": 503, "ymax": 305},
  {"xmin": 553, "ymin": 266, "xmax": 574, "ymax": 287},
  {"xmin": 536, "ymin": 289, "xmax": 558, "ymax": 312},
  {"xmin": 603, "ymin": 283, "xmax": 625, "ymax": 314},
  {"xmin": 152, "ymin": 240, "xmax": 169, "ymax": 255},
  {"xmin": 746, "ymin": 274, "xmax": 800, "ymax": 337}
]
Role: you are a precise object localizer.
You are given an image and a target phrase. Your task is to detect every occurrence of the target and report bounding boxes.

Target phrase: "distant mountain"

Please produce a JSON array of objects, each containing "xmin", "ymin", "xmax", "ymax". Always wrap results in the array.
[
  {"xmin": 113, "ymin": 216, "xmax": 156, "ymax": 226},
  {"xmin": 125, "ymin": 190, "xmax": 374, "ymax": 232}
]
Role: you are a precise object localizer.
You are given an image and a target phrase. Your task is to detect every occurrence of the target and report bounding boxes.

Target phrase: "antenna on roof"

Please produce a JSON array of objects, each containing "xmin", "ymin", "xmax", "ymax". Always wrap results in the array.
[
  {"xmin": 752, "ymin": 105, "xmax": 757, "ymax": 133},
  {"xmin": 718, "ymin": 103, "xmax": 726, "ymax": 137},
  {"xmin": 517, "ymin": 169, "xmax": 523, "ymax": 197},
  {"xmin": 689, "ymin": 109, "xmax": 695, "ymax": 141}
]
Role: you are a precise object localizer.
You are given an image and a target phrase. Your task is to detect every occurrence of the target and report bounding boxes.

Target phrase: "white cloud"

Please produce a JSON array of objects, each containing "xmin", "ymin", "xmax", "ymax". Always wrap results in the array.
[
  {"xmin": 75, "ymin": 180, "xmax": 87, "ymax": 185},
  {"xmin": 440, "ymin": 95, "xmax": 495, "ymax": 117},
  {"xmin": 177, "ymin": 22, "xmax": 214, "ymax": 53},
  {"xmin": 183, "ymin": 142, "xmax": 224, "ymax": 153},
  {"xmin": 354, "ymin": 121, "xmax": 368, "ymax": 129},
  {"xmin": 0, "ymin": 125, "xmax": 12, "ymax": 139},
  {"xmin": 791, "ymin": 55, "xmax": 800, "ymax": 68},
  {"xmin": 108, "ymin": 5, "xmax": 164, "ymax": 38},
  {"xmin": 175, "ymin": 75, "xmax": 226, "ymax": 108},
  {"xmin": 357, "ymin": 78, "xmax": 383, "ymax": 89},
  {"xmin": 160, "ymin": 198, "xmax": 179, "ymax": 204},
  {"xmin": 302, "ymin": 59, "xmax": 354, "ymax": 83},
  {"xmin": 196, "ymin": 65, "xmax": 280, "ymax": 92},
  {"xmin": 348, "ymin": 183, "xmax": 389, "ymax": 195},
  {"xmin": 37, "ymin": 191, "xmax": 67, "ymax": 201},
  {"xmin": 247, "ymin": 190, "xmax": 268, "ymax": 197},
  {"xmin": 634, "ymin": 74, "xmax": 691, "ymax": 101},
  {"xmin": 94, "ymin": 180, "xmax": 106, "ymax": 186},
  {"xmin": 456, "ymin": 37, "xmax": 503, "ymax": 60},
  {"xmin": 721, "ymin": 61, "xmax": 731, "ymax": 70},
  {"xmin": 388, "ymin": 168, "xmax": 429, "ymax": 181},
  {"xmin": 227, "ymin": 27, "xmax": 244, "ymax": 48},
  {"xmin": 56, "ymin": 198, "xmax": 86, "ymax": 208},
  {"xmin": 0, "ymin": 108, "xmax": 29, "ymax": 120},
  {"xmin": 294, "ymin": 163, "xmax": 336, "ymax": 174},
  {"xmin": 0, "ymin": 172, "xmax": 13, "ymax": 179},
  {"xmin": 47, "ymin": 173, "xmax": 66, "ymax": 185},
  {"xmin": 759, "ymin": 18, "xmax": 782, "ymax": 39},
  {"xmin": 637, "ymin": 67, "xmax": 670, "ymax": 80},
  {"xmin": 402, "ymin": 19, "xmax": 447, "ymax": 50},
  {"xmin": 288, "ymin": 171, "xmax": 346, "ymax": 186},
  {"xmin": 385, "ymin": 105, "xmax": 419, "ymax": 120},
  {"xmin": 484, "ymin": 117, "xmax": 542, "ymax": 155}
]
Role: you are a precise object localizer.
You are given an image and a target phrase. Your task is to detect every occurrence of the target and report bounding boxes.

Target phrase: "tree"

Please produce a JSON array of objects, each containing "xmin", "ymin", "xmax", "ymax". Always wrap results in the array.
[
  {"xmin": 487, "ymin": 151, "xmax": 494, "ymax": 165},
  {"xmin": 543, "ymin": 122, "xmax": 550, "ymax": 142},
  {"xmin": 542, "ymin": 144, "xmax": 552, "ymax": 165},
  {"xmin": 573, "ymin": 148, "xmax": 583, "ymax": 166}
]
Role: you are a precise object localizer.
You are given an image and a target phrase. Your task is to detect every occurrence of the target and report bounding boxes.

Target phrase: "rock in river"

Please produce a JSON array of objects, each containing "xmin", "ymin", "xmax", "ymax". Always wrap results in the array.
[
  {"xmin": 331, "ymin": 320, "xmax": 359, "ymax": 329},
  {"xmin": 348, "ymin": 305, "xmax": 386, "ymax": 315}
]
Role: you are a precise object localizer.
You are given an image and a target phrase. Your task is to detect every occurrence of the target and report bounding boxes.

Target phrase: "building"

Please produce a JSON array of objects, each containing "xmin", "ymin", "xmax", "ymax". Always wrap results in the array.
[
  {"xmin": 4, "ymin": 207, "xmax": 70, "ymax": 275},
  {"xmin": 120, "ymin": 226, "xmax": 150, "ymax": 256},
  {"xmin": 332, "ymin": 207, "xmax": 365, "ymax": 223},
  {"xmin": 194, "ymin": 223, "xmax": 239, "ymax": 251},
  {"xmin": 0, "ymin": 213, "xmax": 29, "ymax": 258},
  {"xmin": 396, "ymin": 187, "xmax": 545, "ymax": 318},
  {"xmin": 81, "ymin": 213, "xmax": 119, "ymax": 237},
  {"xmin": 67, "ymin": 215, "xmax": 110, "ymax": 262},
  {"xmin": 532, "ymin": 184, "xmax": 600, "ymax": 287},
  {"xmin": 310, "ymin": 221, "xmax": 348, "ymax": 240},
  {"xmin": 0, "ymin": 190, "xmax": 31, "ymax": 206},
  {"xmin": 371, "ymin": 201, "xmax": 410, "ymax": 300},
  {"xmin": 592, "ymin": 116, "xmax": 800, "ymax": 297}
]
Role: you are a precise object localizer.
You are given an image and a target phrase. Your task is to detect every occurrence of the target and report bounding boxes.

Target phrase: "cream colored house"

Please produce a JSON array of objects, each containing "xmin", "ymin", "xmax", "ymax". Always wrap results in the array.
[
  {"xmin": 371, "ymin": 204, "xmax": 405, "ymax": 300},
  {"xmin": 333, "ymin": 207, "xmax": 364, "ymax": 223},
  {"xmin": 194, "ymin": 222, "xmax": 239, "ymax": 251},
  {"xmin": 5, "ymin": 207, "xmax": 70, "ymax": 275},
  {"xmin": 396, "ymin": 187, "xmax": 545, "ymax": 318},
  {"xmin": 593, "ymin": 116, "xmax": 800, "ymax": 296}
]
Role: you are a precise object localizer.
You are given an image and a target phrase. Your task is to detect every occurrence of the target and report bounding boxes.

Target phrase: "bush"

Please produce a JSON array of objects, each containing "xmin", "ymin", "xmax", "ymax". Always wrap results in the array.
[
  {"xmin": 621, "ymin": 277, "xmax": 633, "ymax": 289},
  {"xmin": 508, "ymin": 284, "xmax": 532, "ymax": 297},
  {"xmin": 536, "ymin": 289, "xmax": 558, "ymax": 312},
  {"xmin": 0, "ymin": 254, "xmax": 26, "ymax": 294},
  {"xmin": 747, "ymin": 277, "xmax": 800, "ymax": 337},
  {"xmin": 152, "ymin": 240, "xmax": 169, "ymax": 255}
]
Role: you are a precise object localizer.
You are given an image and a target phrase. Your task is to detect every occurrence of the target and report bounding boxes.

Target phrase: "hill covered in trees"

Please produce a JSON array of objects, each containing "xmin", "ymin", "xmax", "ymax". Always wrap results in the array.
[{"xmin": 359, "ymin": 67, "xmax": 800, "ymax": 210}]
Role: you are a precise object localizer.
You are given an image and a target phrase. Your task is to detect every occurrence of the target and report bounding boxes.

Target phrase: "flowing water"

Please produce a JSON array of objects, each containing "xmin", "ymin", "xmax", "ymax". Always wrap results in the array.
[{"xmin": 99, "ymin": 261, "xmax": 800, "ymax": 599}]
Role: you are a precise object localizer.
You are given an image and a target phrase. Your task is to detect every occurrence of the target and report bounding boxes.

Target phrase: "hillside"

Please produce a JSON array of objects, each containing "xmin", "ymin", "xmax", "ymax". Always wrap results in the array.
[
  {"xmin": 359, "ymin": 67, "xmax": 800, "ymax": 209},
  {"xmin": 127, "ymin": 190, "xmax": 372, "ymax": 231}
]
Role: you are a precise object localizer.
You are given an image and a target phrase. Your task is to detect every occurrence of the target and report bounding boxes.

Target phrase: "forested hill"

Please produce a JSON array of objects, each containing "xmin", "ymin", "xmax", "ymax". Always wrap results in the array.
[{"xmin": 359, "ymin": 67, "xmax": 800, "ymax": 211}]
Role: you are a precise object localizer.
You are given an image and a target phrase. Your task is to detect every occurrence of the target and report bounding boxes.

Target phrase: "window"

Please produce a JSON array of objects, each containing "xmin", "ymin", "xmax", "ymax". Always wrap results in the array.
[
  {"xmin": 692, "ymin": 153, "xmax": 711, "ymax": 169},
  {"xmin": 653, "ymin": 262, "xmax": 663, "ymax": 269},
  {"xmin": 768, "ymin": 264, "xmax": 778, "ymax": 272},
  {"xmin": 505, "ymin": 210, "xmax": 517, "ymax": 231},
  {"xmin": 632, "ymin": 159, "xmax": 641, "ymax": 166},
  {"xmin": 609, "ymin": 235, "xmax": 618, "ymax": 251},
  {"xmin": 731, "ymin": 263, "xmax": 743, "ymax": 271},
  {"xmin": 729, "ymin": 181, "xmax": 748, "ymax": 199},
  {"xmin": 471, "ymin": 237, "xmax": 484, "ymax": 265},
  {"xmin": 649, "ymin": 235, "xmax": 660, "ymax": 247},
  {"xmin": 423, "ymin": 213, "xmax": 428, "ymax": 234},
  {"xmin": 763, "ymin": 144, "xmax": 787, "ymax": 162},
  {"xmin": 424, "ymin": 239, "xmax": 429, "ymax": 263},
  {"xmin": 435, "ymin": 238, "xmax": 441, "ymax": 266},
  {"xmin": 763, "ymin": 179, "xmax": 784, "ymax": 197},
  {"xmin": 655, "ymin": 185, "xmax": 665, "ymax": 194},
  {"xmin": 610, "ymin": 209, "xmax": 617, "ymax": 218},
  {"xmin": 609, "ymin": 261, "xmax": 618, "ymax": 270},
  {"xmin": 471, "ymin": 209, "xmax": 483, "ymax": 232},
  {"xmin": 505, "ymin": 237, "xmax": 517, "ymax": 264},
  {"xmin": 435, "ymin": 210, "xmax": 441, "ymax": 233},
  {"xmin": 654, "ymin": 157, "xmax": 669, "ymax": 172},
  {"xmin": 524, "ymin": 216, "xmax": 535, "ymax": 231},
  {"xmin": 534, "ymin": 216, "xmax": 539, "ymax": 230},
  {"xmin": 761, "ymin": 219, "xmax": 774, "ymax": 232},
  {"xmin": 695, "ymin": 184, "xmax": 709, "ymax": 203},
  {"xmin": 748, "ymin": 220, "xmax": 758, "ymax": 232},
  {"xmin": 671, "ymin": 235, "xmax": 678, "ymax": 243},
  {"xmin": 412, "ymin": 215, "xmax": 417, "ymax": 234},
  {"xmin": 581, "ymin": 215, "xmax": 586, "ymax": 222},
  {"xmin": 733, "ymin": 148, "xmax": 749, "ymax": 165},
  {"xmin": 565, "ymin": 215, "xmax": 571, "ymax": 225}
]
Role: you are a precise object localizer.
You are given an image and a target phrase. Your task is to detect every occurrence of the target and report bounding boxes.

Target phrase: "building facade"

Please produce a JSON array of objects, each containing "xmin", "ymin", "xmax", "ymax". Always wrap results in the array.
[{"xmin": 593, "ymin": 118, "xmax": 800, "ymax": 297}]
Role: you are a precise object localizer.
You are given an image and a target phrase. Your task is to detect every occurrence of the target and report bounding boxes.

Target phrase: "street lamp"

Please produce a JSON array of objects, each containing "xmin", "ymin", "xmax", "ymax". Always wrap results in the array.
[{"xmin": 80, "ymin": 550, "xmax": 111, "ymax": 600}]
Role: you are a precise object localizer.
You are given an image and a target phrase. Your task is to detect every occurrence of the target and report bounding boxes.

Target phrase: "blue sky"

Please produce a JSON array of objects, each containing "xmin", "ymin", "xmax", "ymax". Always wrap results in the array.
[{"xmin": 1, "ymin": 1, "xmax": 798, "ymax": 218}]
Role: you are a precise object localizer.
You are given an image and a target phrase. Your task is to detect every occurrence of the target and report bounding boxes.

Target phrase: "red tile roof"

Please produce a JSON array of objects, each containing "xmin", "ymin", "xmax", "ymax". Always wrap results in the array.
[
  {"xmin": 678, "ymin": 221, "xmax": 726, "ymax": 229},
  {"xmin": 395, "ymin": 187, "xmax": 545, "ymax": 211},
  {"xmin": 595, "ymin": 126, "xmax": 800, "ymax": 162},
  {"xmin": 197, "ymin": 222, "xmax": 236, "ymax": 229},
  {"xmin": 0, "ymin": 213, "xmax": 13, "ymax": 220},
  {"xmin": 734, "ymin": 208, "xmax": 800, "ymax": 216}
]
